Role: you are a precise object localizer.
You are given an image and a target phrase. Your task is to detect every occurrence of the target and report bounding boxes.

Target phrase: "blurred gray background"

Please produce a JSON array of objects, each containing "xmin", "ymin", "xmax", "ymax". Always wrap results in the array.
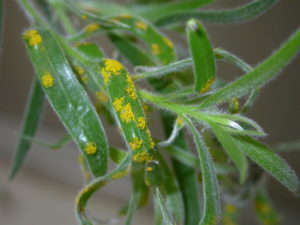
[{"xmin": 0, "ymin": 0, "xmax": 299, "ymax": 224}]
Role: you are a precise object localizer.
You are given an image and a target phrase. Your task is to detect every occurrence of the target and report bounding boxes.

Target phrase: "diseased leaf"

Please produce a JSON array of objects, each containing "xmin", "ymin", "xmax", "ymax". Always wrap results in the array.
[
  {"xmin": 235, "ymin": 136, "xmax": 300, "ymax": 195},
  {"xmin": 10, "ymin": 78, "xmax": 45, "ymax": 180},
  {"xmin": 155, "ymin": 0, "xmax": 278, "ymax": 26},
  {"xmin": 23, "ymin": 29, "xmax": 108, "ymax": 177},
  {"xmin": 186, "ymin": 118, "xmax": 220, "ymax": 225},
  {"xmin": 187, "ymin": 19, "xmax": 216, "ymax": 93},
  {"xmin": 199, "ymin": 29, "xmax": 300, "ymax": 109}
]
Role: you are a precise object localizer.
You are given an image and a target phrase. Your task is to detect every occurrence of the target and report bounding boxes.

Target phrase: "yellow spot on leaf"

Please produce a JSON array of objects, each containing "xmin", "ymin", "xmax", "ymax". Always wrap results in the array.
[
  {"xmin": 24, "ymin": 29, "xmax": 42, "ymax": 46},
  {"xmin": 135, "ymin": 21, "xmax": 148, "ymax": 30},
  {"xmin": 126, "ymin": 74, "xmax": 137, "ymax": 99},
  {"xmin": 95, "ymin": 91, "xmax": 108, "ymax": 103},
  {"xmin": 84, "ymin": 142, "xmax": 97, "ymax": 155},
  {"xmin": 120, "ymin": 103, "xmax": 135, "ymax": 123},
  {"xmin": 112, "ymin": 170, "xmax": 129, "ymax": 179},
  {"xmin": 200, "ymin": 77, "xmax": 215, "ymax": 93},
  {"xmin": 84, "ymin": 23, "xmax": 100, "ymax": 33},
  {"xmin": 137, "ymin": 117, "xmax": 146, "ymax": 129},
  {"xmin": 163, "ymin": 37, "xmax": 173, "ymax": 48},
  {"xmin": 75, "ymin": 66, "xmax": 88, "ymax": 83},
  {"xmin": 129, "ymin": 137, "xmax": 143, "ymax": 150},
  {"xmin": 81, "ymin": 15, "xmax": 88, "ymax": 20},
  {"xmin": 151, "ymin": 43, "xmax": 161, "ymax": 55},
  {"xmin": 101, "ymin": 59, "xmax": 124, "ymax": 84},
  {"xmin": 132, "ymin": 150, "xmax": 151, "ymax": 163},
  {"xmin": 41, "ymin": 73, "xmax": 54, "ymax": 88},
  {"xmin": 146, "ymin": 166, "xmax": 153, "ymax": 172},
  {"xmin": 176, "ymin": 117, "xmax": 184, "ymax": 126},
  {"xmin": 113, "ymin": 97, "xmax": 125, "ymax": 112},
  {"xmin": 230, "ymin": 97, "xmax": 239, "ymax": 114}
]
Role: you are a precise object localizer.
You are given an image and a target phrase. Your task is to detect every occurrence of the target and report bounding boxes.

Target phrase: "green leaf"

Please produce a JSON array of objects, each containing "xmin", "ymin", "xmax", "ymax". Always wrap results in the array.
[
  {"xmin": 76, "ymin": 153, "xmax": 131, "ymax": 225},
  {"xmin": 76, "ymin": 42, "xmax": 104, "ymax": 60},
  {"xmin": 133, "ymin": 0, "xmax": 214, "ymax": 21},
  {"xmin": 23, "ymin": 29, "xmax": 108, "ymax": 177},
  {"xmin": 199, "ymin": 28, "xmax": 300, "ymax": 109},
  {"xmin": 109, "ymin": 146, "xmax": 127, "ymax": 164},
  {"xmin": 108, "ymin": 14, "xmax": 176, "ymax": 65},
  {"xmin": 155, "ymin": 0, "xmax": 278, "ymax": 26},
  {"xmin": 108, "ymin": 32, "xmax": 155, "ymax": 66},
  {"xmin": 155, "ymin": 187, "xmax": 175, "ymax": 225},
  {"xmin": 185, "ymin": 118, "xmax": 219, "ymax": 225},
  {"xmin": 275, "ymin": 140, "xmax": 300, "ymax": 153},
  {"xmin": 10, "ymin": 78, "xmax": 45, "ymax": 180},
  {"xmin": 234, "ymin": 136, "xmax": 300, "ymax": 195},
  {"xmin": 209, "ymin": 123, "xmax": 248, "ymax": 183},
  {"xmin": 187, "ymin": 19, "xmax": 216, "ymax": 93}
]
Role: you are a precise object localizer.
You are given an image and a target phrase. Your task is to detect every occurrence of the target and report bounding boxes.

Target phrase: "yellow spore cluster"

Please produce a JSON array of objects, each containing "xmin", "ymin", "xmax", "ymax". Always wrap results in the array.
[
  {"xmin": 120, "ymin": 103, "xmax": 135, "ymax": 123},
  {"xmin": 146, "ymin": 129, "xmax": 155, "ymax": 148},
  {"xmin": 101, "ymin": 59, "xmax": 124, "ymax": 84},
  {"xmin": 126, "ymin": 74, "xmax": 137, "ymax": 100},
  {"xmin": 75, "ymin": 66, "xmax": 88, "ymax": 83},
  {"xmin": 129, "ymin": 137, "xmax": 143, "ymax": 150},
  {"xmin": 24, "ymin": 29, "xmax": 42, "ymax": 46},
  {"xmin": 137, "ymin": 117, "xmax": 146, "ymax": 129},
  {"xmin": 95, "ymin": 91, "xmax": 108, "ymax": 103},
  {"xmin": 135, "ymin": 21, "xmax": 148, "ymax": 30},
  {"xmin": 146, "ymin": 166, "xmax": 153, "ymax": 172},
  {"xmin": 163, "ymin": 37, "xmax": 174, "ymax": 48},
  {"xmin": 255, "ymin": 201, "xmax": 271, "ymax": 214},
  {"xmin": 84, "ymin": 23, "xmax": 100, "ymax": 33},
  {"xmin": 176, "ymin": 117, "xmax": 184, "ymax": 126},
  {"xmin": 41, "ymin": 73, "xmax": 54, "ymax": 88},
  {"xmin": 112, "ymin": 170, "xmax": 129, "ymax": 179},
  {"xmin": 151, "ymin": 43, "xmax": 161, "ymax": 55},
  {"xmin": 84, "ymin": 142, "xmax": 97, "ymax": 155},
  {"xmin": 200, "ymin": 78, "xmax": 215, "ymax": 93},
  {"xmin": 112, "ymin": 14, "xmax": 132, "ymax": 22},
  {"xmin": 230, "ymin": 97, "xmax": 239, "ymax": 113},
  {"xmin": 132, "ymin": 150, "xmax": 151, "ymax": 163},
  {"xmin": 113, "ymin": 97, "xmax": 125, "ymax": 112}
]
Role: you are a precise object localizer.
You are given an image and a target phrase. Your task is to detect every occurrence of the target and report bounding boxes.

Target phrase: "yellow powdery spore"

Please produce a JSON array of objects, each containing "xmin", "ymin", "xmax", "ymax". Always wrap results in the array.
[
  {"xmin": 151, "ymin": 43, "xmax": 161, "ymax": 55},
  {"xmin": 200, "ymin": 78, "xmax": 215, "ymax": 93},
  {"xmin": 135, "ymin": 21, "xmax": 148, "ymax": 30},
  {"xmin": 120, "ymin": 103, "xmax": 135, "ymax": 123},
  {"xmin": 112, "ymin": 170, "xmax": 129, "ymax": 180},
  {"xmin": 24, "ymin": 29, "xmax": 42, "ymax": 46},
  {"xmin": 113, "ymin": 97, "xmax": 125, "ymax": 112},
  {"xmin": 163, "ymin": 37, "xmax": 174, "ymax": 48},
  {"xmin": 176, "ymin": 117, "xmax": 184, "ymax": 127},
  {"xmin": 75, "ymin": 66, "xmax": 88, "ymax": 83},
  {"xmin": 132, "ymin": 150, "xmax": 151, "ymax": 163},
  {"xmin": 95, "ymin": 91, "xmax": 108, "ymax": 103},
  {"xmin": 126, "ymin": 74, "xmax": 137, "ymax": 100},
  {"xmin": 84, "ymin": 142, "xmax": 97, "ymax": 155},
  {"xmin": 129, "ymin": 137, "xmax": 143, "ymax": 150},
  {"xmin": 41, "ymin": 73, "xmax": 54, "ymax": 88},
  {"xmin": 101, "ymin": 59, "xmax": 124, "ymax": 84},
  {"xmin": 146, "ymin": 166, "xmax": 153, "ymax": 172},
  {"xmin": 137, "ymin": 117, "xmax": 146, "ymax": 129},
  {"xmin": 84, "ymin": 23, "xmax": 100, "ymax": 33}
]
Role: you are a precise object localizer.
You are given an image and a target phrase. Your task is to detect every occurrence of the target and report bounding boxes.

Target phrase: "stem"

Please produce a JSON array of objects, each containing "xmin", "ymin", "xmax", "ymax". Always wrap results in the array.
[
  {"xmin": 19, "ymin": 0, "xmax": 47, "ymax": 27},
  {"xmin": 54, "ymin": 5, "xmax": 77, "ymax": 35}
]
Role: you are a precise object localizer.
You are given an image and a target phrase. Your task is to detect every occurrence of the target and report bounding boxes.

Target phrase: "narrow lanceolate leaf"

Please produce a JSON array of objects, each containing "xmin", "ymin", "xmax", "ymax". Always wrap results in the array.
[
  {"xmin": 76, "ymin": 42, "xmax": 104, "ymax": 60},
  {"xmin": 76, "ymin": 154, "xmax": 131, "ymax": 225},
  {"xmin": 99, "ymin": 58, "xmax": 155, "ymax": 166},
  {"xmin": 155, "ymin": 0, "xmax": 278, "ymax": 26},
  {"xmin": 10, "ymin": 78, "xmax": 44, "ymax": 180},
  {"xmin": 187, "ymin": 19, "xmax": 216, "ymax": 93},
  {"xmin": 234, "ymin": 136, "xmax": 300, "ymax": 195},
  {"xmin": 109, "ymin": 14, "xmax": 176, "ymax": 65},
  {"xmin": 23, "ymin": 29, "xmax": 108, "ymax": 177},
  {"xmin": 186, "ymin": 118, "xmax": 219, "ymax": 225},
  {"xmin": 199, "ymin": 29, "xmax": 300, "ymax": 109},
  {"xmin": 155, "ymin": 187, "xmax": 175, "ymax": 225},
  {"xmin": 209, "ymin": 123, "xmax": 248, "ymax": 183},
  {"xmin": 133, "ymin": 0, "xmax": 214, "ymax": 21}
]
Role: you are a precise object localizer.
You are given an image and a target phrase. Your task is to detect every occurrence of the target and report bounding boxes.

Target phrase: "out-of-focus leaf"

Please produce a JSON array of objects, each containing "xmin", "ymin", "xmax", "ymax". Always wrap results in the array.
[
  {"xmin": 109, "ymin": 14, "xmax": 176, "ymax": 65},
  {"xmin": 155, "ymin": 0, "xmax": 278, "ymax": 26},
  {"xmin": 186, "ymin": 118, "xmax": 219, "ymax": 225},
  {"xmin": 187, "ymin": 19, "xmax": 216, "ymax": 93},
  {"xmin": 10, "ymin": 78, "xmax": 44, "ymax": 180},
  {"xmin": 209, "ymin": 123, "xmax": 248, "ymax": 183},
  {"xmin": 199, "ymin": 29, "xmax": 300, "ymax": 109},
  {"xmin": 254, "ymin": 189, "xmax": 281, "ymax": 225},
  {"xmin": 23, "ymin": 29, "xmax": 108, "ymax": 177},
  {"xmin": 76, "ymin": 153, "xmax": 131, "ymax": 225},
  {"xmin": 275, "ymin": 140, "xmax": 300, "ymax": 153},
  {"xmin": 222, "ymin": 204, "xmax": 239, "ymax": 225},
  {"xmin": 133, "ymin": 0, "xmax": 213, "ymax": 21},
  {"xmin": 235, "ymin": 136, "xmax": 300, "ymax": 195}
]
